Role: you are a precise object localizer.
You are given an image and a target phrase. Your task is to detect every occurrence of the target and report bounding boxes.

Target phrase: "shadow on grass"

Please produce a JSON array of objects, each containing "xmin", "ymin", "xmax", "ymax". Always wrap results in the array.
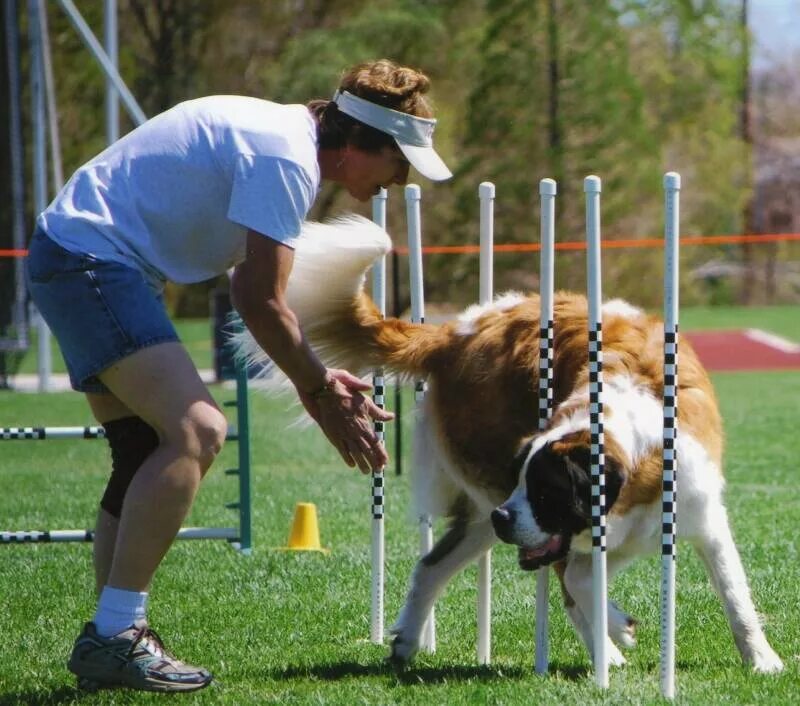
[
  {"xmin": 261, "ymin": 660, "xmax": 590, "ymax": 684},
  {"xmin": 0, "ymin": 687, "xmax": 84, "ymax": 706}
]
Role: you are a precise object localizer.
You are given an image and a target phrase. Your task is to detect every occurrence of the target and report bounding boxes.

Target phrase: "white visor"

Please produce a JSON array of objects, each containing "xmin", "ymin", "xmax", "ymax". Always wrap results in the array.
[{"xmin": 332, "ymin": 90, "xmax": 452, "ymax": 181}]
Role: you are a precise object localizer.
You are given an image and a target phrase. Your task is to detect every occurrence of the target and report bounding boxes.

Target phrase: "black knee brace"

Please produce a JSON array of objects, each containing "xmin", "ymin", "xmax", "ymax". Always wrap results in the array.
[{"xmin": 100, "ymin": 416, "xmax": 160, "ymax": 518}]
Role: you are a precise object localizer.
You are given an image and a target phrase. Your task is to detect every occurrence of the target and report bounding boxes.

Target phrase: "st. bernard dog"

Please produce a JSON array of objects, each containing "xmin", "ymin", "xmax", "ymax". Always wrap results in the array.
[{"xmin": 235, "ymin": 215, "xmax": 783, "ymax": 673}]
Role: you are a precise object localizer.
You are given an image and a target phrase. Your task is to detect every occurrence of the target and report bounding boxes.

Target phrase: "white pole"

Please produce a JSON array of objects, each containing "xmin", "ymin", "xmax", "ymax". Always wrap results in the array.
[
  {"xmin": 370, "ymin": 188, "xmax": 388, "ymax": 644},
  {"xmin": 104, "ymin": 0, "xmax": 119, "ymax": 144},
  {"xmin": 660, "ymin": 172, "xmax": 681, "ymax": 699},
  {"xmin": 405, "ymin": 184, "xmax": 436, "ymax": 653},
  {"xmin": 535, "ymin": 177, "xmax": 557, "ymax": 674},
  {"xmin": 55, "ymin": 0, "xmax": 146, "ymax": 126},
  {"xmin": 585, "ymin": 175, "xmax": 608, "ymax": 689},
  {"xmin": 476, "ymin": 181, "xmax": 495, "ymax": 665},
  {"xmin": 36, "ymin": 0, "xmax": 63, "ymax": 191},
  {"xmin": 478, "ymin": 182, "xmax": 494, "ymax": 306},
  {"xmin": 28, "ymin": 0, "xmax": 52, "ymax": 392}
]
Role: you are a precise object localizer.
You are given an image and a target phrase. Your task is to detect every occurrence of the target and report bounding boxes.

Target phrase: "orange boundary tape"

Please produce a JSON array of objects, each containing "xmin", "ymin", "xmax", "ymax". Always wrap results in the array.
[
  {"xmin": 2, "ymin": 233, "xmax": 799, "ymax": 258},
  {"xmin": 393, "ymin": 232, "xmax": 800, "ymax": 255}
]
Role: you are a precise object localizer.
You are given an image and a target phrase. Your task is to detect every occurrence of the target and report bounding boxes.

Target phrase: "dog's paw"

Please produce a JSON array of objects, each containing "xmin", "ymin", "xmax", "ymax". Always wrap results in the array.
[
  {"xmin": 608, "ymin": 602, "xmax": 637, "ymax": 649},
  {"xmin": 387, "ymin": 633, "xmax": 418, "ymax": 669},
  {"xmin": 607, "ymin": 640, "xmax": 627, "ymax": 668},
  {"xmin": 749, "ymin": 647, "xmax": 784, "ymax": 674}
]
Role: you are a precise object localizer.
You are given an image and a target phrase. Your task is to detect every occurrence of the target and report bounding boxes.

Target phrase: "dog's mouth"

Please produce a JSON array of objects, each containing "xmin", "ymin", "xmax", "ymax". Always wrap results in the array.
[{"xmin": 517, "ymin": 534, "xmax": 566, "ymax": 570}]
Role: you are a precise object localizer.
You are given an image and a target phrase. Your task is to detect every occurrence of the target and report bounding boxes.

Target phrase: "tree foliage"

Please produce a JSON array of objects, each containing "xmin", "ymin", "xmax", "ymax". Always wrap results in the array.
[{"xmin": 8, "ymin": 0, "xmax": 789, "ymax": 313}]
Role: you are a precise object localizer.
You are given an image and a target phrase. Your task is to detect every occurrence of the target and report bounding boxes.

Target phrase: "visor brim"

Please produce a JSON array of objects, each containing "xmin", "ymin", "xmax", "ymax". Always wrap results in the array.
[{"xmin": 397, "ymin": 142, "xmax": 453, "ymax": 182}]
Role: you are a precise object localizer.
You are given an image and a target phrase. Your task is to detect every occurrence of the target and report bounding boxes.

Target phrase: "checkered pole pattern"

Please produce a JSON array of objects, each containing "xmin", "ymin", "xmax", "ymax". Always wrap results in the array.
[
  {"xmin": 661, "ymin": 172, "xmax": 681, "ymax": 699},
  {"xmin": 585, "ymin": 175, "xmax": 609, "ymax": 688},
  {"xmin": 406, "ymin": 184, "xmax": 436, "ymax": 653},
  {"xmin": 0, "ymin": 426, "xmax": 105, "ymax": 439},
  {"xmin": 477, "ymin": 182, "xmax": 495, "ymax": 665},
  {"xmin": 535, "ymin": 178, "xmax": 557, "ymax": 674},
  {"xmin": 370, "ymin": 188, "xmax": 388, "ymax": 644}
]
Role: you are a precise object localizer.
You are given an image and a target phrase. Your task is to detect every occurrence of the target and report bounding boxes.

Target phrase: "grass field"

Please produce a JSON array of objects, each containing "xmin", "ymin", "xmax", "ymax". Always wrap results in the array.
[{"xmin": 1, "ymin": 309, "xmax": 799, "ymax": 704}]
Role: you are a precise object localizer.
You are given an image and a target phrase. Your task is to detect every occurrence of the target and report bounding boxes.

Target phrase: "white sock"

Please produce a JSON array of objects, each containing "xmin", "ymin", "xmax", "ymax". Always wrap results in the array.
[{"xmin": 93, "ymin": 586, "xmax": 149, "ymax": 637}]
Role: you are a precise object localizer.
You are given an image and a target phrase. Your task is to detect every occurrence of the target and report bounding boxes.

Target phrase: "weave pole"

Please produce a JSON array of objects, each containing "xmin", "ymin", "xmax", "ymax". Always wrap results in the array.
[
  {"xmin": 370, "ymin": 188, "xmax": 388, "ymax": 644},
  {"xmin": 660, "ymin": 172, "xmax": 681, "ymax": 698},
  {"xmin": 535, "ymin": 177, "xmax": 557, "ymax": 673},
  {"xmin": 405, "ymin": 184, "xmax": 436, "ymax": 653},
  {"xmin": 476, "ymin": 181, "xmax": 495, "ymax": 665},
  {"xmin": 585, "ymin": 175, "xmax": 609, "ymax": 688}
]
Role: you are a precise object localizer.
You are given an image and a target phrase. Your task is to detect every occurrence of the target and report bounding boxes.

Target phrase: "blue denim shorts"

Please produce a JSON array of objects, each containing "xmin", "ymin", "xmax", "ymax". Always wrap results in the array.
[{"xmin": 25, "ymin": 228, "xmax": 179, "ymax": 393}]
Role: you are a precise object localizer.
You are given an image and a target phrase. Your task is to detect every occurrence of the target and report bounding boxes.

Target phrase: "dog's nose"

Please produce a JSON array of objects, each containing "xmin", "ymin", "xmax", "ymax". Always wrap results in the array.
[{"xmin": 491, "ymin": 506, "xmax": 516, "ymax": 544}]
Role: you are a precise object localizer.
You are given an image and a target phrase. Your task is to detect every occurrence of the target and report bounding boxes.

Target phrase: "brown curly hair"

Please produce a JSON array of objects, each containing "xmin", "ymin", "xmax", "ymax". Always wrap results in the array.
[{"xmin": 308, "ymin": 59, "xmax": 435, "ymax": 152}]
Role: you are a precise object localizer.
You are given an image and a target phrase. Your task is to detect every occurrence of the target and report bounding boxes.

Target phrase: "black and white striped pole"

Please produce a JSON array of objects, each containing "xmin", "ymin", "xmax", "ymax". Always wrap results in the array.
[
  {"xmin": 585, "ymin": 175, "xmax": 609, "ymax": 688},
  {"xmin": 661, "ymin": 172, "xmax": 681, "ymax": 699},
  {"xmin": 370, "ymin": 188, "xmax": 388, "ymax": 644},
  {"xmin": 535, "ymin": 178, "xmax": 557, "ymax": 674}
]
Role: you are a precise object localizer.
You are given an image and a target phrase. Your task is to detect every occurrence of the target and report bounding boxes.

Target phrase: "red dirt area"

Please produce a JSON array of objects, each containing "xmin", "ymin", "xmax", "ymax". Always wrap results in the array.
[{"xmin": 683, "ymin": 330, "xmax": 800, "ymax": 372}]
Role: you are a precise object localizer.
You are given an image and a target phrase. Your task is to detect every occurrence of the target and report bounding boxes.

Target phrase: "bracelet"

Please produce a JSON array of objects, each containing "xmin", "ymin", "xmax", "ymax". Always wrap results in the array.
[{"xmin": 308, "ymin": 374, "xmax": 338, "ymax": 400}]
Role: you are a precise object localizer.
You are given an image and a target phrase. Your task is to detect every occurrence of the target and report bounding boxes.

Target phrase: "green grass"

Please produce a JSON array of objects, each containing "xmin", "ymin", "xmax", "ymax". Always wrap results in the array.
[
  {"xmin": 678, "ymin": 304, "xmax": 800, "ymax": 341},
  {"xmin": 1, "ymin": 369, "xmax": 799, "ymax": 704}
]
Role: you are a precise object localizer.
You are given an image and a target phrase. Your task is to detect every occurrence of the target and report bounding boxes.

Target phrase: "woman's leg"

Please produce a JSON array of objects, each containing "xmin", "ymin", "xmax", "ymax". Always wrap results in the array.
[{"xmin": 89, "ymin": 341, "xmax": 227, "ymax": 592}]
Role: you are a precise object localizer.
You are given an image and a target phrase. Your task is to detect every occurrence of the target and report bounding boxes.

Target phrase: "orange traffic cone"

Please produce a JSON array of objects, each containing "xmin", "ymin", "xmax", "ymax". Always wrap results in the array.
[{"xmin": 280, "ymin": 502, "xmax": 329, "ymax": 553}]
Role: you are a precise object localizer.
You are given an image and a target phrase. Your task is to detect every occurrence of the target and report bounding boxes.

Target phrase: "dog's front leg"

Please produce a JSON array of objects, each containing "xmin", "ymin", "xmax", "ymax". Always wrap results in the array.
[
  {"xmin": 562, "ymin": 554, "xmax": 628, "ymax": 668},
  {"xmin": 389, "ymin": 518, "xmax": 496, "ymax": 666}
]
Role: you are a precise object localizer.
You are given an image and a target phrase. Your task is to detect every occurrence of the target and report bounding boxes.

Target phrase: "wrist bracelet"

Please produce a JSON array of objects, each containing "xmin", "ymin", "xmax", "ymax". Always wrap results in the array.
[{"xmin": 308, "ymin": 374, "xmax": 338, "ymax": 399}]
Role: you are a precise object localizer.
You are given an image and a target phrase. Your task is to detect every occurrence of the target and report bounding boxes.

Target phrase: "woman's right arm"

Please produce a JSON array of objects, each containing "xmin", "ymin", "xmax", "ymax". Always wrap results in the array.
[{"xmin": 230, "ymin": 229, "xmax": 392, "ymax": 472}]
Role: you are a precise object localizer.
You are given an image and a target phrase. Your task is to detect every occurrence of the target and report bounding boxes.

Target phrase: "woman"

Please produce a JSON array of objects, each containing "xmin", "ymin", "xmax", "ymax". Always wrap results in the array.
[{"xmin": 25, "ymin": 59, "xmax": 451, "ymax": 693}]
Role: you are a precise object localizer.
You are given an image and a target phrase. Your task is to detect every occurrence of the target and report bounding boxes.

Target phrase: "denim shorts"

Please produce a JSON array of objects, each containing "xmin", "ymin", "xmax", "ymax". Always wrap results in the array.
[{"xmin": 25, "ymin": 228, "xmax": 179, "ymax": 393}]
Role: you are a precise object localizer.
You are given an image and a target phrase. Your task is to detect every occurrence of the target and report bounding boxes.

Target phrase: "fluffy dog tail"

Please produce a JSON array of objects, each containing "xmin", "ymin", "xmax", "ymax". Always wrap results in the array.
[{"xmin": 232, "ymin": 215, "xmax": 445, "ymax": 382}]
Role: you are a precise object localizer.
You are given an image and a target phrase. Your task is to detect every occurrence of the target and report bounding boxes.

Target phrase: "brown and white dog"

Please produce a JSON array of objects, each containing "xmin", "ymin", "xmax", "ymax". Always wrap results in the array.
[{"xmin": 235, "ymin": 216, "xmax": 783, "ymax": 673}]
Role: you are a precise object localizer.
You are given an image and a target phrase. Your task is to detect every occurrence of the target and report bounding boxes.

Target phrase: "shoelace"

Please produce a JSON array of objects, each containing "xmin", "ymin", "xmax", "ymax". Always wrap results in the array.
[{"xmin": 127, "ymin": 625, "xmax": 172, "ymax": 660}]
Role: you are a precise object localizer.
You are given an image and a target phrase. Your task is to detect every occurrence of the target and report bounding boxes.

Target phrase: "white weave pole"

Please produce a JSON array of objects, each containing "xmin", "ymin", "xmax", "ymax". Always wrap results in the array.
[
  {"xmin": 476, "ymin": 182, "xmax": 495, "ymax": 665},
  {"xmin": 585, "ymin": 175, "xmax": 609, "ymax": 688},
  {"xmin": 535, "ymin": 178, "xmax": 557, "ymax": 674},
  {"xmin": 370, "ymin": 188, "xmax": 388, "ymax": 644},
  {"xmin": 660, "ymin": 172, "xmax": 681, "ymax": 698},
  {"xmin": 405, "ymin": 184, "xmax": 436, "ymax": 653}
]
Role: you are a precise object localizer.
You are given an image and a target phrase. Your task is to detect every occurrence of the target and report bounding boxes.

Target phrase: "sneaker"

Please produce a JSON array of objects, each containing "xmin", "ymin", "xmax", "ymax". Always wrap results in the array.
[{"xmin": 67, "ymin": 620, "xmax": 212, "ymax": 692}]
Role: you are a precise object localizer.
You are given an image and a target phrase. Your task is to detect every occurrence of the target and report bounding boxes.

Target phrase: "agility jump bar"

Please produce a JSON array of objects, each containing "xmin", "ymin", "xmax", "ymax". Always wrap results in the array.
[
  {"xmin": 2, "ymin": 361, "xmax": 252, "ymax": 553},
  {"xmin": 1, "ymin": 426, "xmax": 240, "ymax": 441},
  {"xmin": 2, "ymin": 527, "xmax": 238, "ymax": 544}
]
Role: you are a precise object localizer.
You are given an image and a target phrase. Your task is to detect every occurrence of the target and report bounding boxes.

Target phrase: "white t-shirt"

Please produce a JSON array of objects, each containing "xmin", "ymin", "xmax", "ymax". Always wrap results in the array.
[{"xmin": 38, "ymin": 96, "xmax": 320, "ymax": 288}]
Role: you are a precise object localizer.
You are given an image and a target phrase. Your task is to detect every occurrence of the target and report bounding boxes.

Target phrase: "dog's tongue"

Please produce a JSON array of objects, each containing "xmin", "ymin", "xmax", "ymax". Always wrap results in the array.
[{"xmin": 519, "ymin": 534, "xmax": 563, "ymax": 562}]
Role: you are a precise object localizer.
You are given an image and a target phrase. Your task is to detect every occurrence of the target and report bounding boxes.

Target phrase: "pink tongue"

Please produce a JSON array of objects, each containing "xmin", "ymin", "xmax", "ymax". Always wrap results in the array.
[{"xmin": 521, "ymin": 535, "xmax": 562, "ymax": 560}]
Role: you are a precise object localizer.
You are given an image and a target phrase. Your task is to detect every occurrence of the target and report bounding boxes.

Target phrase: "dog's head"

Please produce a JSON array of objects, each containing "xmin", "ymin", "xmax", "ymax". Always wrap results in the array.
[{"xmin": 491, "ymin": 434, "xmax": 626, "ymax": 570}]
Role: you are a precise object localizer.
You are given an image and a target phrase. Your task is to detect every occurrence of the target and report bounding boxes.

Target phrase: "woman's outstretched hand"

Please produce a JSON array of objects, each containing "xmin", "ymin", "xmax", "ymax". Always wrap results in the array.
[{"xmin": 298, "ymin": 369, "xmax": 395, "ymax": 473}]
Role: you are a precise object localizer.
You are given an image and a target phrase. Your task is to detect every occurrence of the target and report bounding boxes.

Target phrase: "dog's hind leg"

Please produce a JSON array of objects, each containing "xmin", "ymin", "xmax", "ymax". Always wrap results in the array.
[
  {"xmin": 690, "ymin": 503, "xmax": 783, "ymax": 673},
  {"xmin": 389, "ymin": 515, "xmax": 496, "ymax": 666}
]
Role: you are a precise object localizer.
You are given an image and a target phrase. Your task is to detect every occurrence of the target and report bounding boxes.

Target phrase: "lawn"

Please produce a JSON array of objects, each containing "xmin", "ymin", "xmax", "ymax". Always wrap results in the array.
[{"xmin": 1, "ymin": 363, "xmax": 799, "ymax": 704}]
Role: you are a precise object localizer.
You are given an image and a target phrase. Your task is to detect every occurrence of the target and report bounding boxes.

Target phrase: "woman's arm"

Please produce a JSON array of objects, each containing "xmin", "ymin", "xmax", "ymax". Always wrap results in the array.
[{"xmin": 230, "ymin": 229, "xmax": 392, "ymax": 472}]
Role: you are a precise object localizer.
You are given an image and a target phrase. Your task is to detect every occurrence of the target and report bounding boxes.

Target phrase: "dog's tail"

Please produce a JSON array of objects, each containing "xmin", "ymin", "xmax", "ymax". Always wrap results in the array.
[{"xmin": 232, "ymin": 215, "xmax": 446, "ymax": 382}]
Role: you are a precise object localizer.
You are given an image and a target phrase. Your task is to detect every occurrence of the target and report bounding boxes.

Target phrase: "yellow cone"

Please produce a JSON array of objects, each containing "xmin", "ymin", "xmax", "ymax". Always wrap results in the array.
[{"xmin": 281, "ymin": 502, "xmax": 329, "ymax": 553}]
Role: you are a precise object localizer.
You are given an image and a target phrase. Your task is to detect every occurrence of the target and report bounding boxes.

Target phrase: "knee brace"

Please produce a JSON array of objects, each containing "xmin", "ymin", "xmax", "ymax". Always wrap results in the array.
[{"xmin": 100, "ymin": 416, "xmax": 160, "ymax": 518}]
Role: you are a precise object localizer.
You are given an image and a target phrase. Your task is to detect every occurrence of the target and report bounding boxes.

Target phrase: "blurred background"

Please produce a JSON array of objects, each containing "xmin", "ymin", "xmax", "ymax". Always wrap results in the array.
[{"xmin": 1, "ymin": 0, "xmax": 798, "ymax": 322}]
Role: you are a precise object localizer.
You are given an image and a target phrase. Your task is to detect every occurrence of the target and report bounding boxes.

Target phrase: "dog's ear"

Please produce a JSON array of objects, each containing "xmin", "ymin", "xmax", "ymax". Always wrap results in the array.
[
  {"xmin": 564, "ymin": 447, "xmax": 592, "ymax": 521},
  {"xmin": 565, "ymin": 446, "xmax": 626, "ymax": 519},
  {"xmin": 603, "ymin": 456, "xmax": 626, "ymax": 510}
]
